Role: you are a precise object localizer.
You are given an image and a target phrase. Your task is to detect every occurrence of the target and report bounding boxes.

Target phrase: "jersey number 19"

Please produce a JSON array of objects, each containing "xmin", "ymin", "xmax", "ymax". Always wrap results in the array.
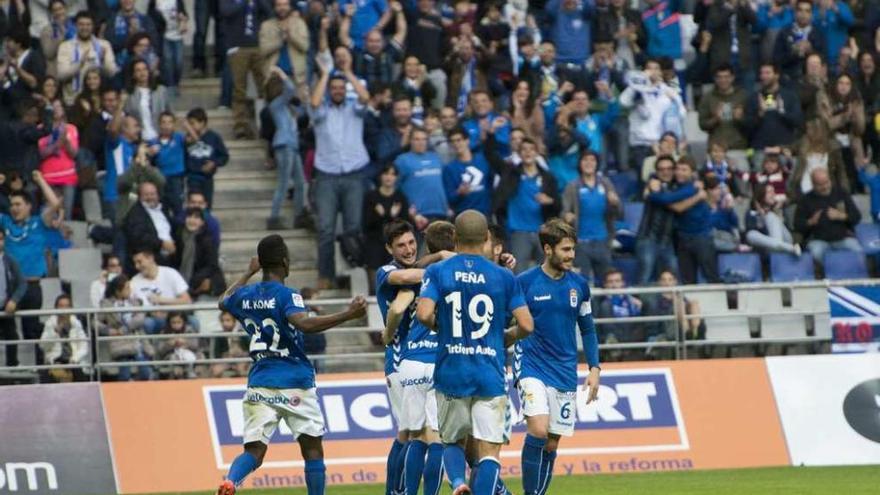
[{"xmin": 444, "ymin": 291, "xmax": 494, "ymax": 339}]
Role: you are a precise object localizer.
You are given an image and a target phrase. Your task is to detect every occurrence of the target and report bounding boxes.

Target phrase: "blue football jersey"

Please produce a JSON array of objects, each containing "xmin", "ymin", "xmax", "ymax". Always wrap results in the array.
[
  {"xmin": 222, "ymin": 281, "xmax": 312, "ymax": 389},
  {"xmin": 421, "ymin": 253, "xmax": 526, "ymax": 398},
  {"xmin": 376, "ymin": 262, "xmax": 419, "ymax": 376},
  {"xmin": 401, "ymin": 318, "xmax": 439, "ymax": 364},
  {"xmin": 514, "ymin": 266, "xmax": 594, "ymax": 392}
]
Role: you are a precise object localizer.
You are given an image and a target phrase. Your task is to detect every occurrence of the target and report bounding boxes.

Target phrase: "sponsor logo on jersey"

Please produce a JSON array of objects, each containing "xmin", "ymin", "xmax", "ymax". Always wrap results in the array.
[{"xmin": 533, "ymin": 294, "xmax": 551, "ymax": 302}]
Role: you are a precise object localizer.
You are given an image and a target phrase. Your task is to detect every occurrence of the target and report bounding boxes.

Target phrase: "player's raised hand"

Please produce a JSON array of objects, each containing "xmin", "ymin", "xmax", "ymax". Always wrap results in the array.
[
  {"xmin": 348, "ymin": 296, "xmax": 368, "ymax": 318},
  {"xmin": 247, "ymin": 256, "xmax": 261, "ymax": 276},
  {"xmin": 500, "ymin": 253, "xmax": 517, "ymax": 271},
  {"xmin": 584, "ymin": 367, "xmax": 600, "ymax": 404}
]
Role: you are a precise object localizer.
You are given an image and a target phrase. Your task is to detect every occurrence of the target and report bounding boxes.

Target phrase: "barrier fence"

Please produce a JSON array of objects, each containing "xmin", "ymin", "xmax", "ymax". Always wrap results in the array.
[
  {"xmin": 0, "ymin": 278, "xmax": 878, "ymax": 379},
  {"xmin": 2, "ymin": 354, "xmax": 878, "ymax": 495}
]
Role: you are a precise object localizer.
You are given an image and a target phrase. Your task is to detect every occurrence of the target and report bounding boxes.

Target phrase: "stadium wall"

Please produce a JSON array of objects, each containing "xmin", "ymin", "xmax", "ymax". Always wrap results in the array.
[{"xmin": 1, "ymin": 355, "xmax": 878, "ymax": 494}]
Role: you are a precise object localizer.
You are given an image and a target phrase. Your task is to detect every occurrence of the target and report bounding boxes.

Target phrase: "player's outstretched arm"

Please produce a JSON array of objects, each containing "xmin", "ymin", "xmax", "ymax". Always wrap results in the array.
[
  {"xmin": 218, "ymin": 257, "xmax": 261, "ymax": 311},
  {"xmin": 511, "ymin": 305, "xmax": 534, "ymax": 337},
  {"xmin": 415, "ymin": 297, "xmax": 437, "ymax": 331},
  {"xmin": 289, "ymin": 296, "xmax": 368, "ymax": 334},
  {"xmin": 415, "ymin": 250, "xmax": 455, "ymax": 268},
  {"xmin": 383, "ymin": 290, "xmax": 414, "ymax": 345},
  {"xmin": 387, "ymin": 268, "xmax": 426, "ymax": 285}
]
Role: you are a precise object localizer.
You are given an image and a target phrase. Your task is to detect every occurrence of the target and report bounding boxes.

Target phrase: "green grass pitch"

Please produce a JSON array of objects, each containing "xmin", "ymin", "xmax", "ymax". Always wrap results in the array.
[{"xmin": 136, "ymin": 465, "xmax": 880, "ymax": 495}]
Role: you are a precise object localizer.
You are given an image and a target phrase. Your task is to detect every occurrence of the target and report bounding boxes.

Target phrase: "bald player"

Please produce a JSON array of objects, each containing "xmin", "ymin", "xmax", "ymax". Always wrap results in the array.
[{"xmin": 417, "ymin": 210, "xmax": 534, "ymax": 495}]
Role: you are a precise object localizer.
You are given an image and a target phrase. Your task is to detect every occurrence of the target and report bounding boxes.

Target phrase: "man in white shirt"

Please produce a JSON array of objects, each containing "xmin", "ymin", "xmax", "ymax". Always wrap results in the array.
[{"xmin": 130, "ymin": 248, "xmax": 192, "ymax": 334}]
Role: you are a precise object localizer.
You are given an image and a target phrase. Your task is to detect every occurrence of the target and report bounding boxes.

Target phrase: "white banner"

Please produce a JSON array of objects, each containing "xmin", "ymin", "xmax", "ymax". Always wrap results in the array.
[{"xmin": 766, "ymin": 354, "xmax": 880, "ymax": 466}]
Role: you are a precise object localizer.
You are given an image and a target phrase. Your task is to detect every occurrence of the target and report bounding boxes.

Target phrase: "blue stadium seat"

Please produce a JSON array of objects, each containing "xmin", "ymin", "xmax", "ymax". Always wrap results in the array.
[
  {"xmin": 608, "ymin": 171, "xmax": 638, "ymax": 201},
  {"xmin": 855, "ymin": 223, "xmax": 880, "ymax": 255},
  {"xmin": 717, "ymin": 253, "xmax": 762, "ymax": 283},
  {"xmin": 769, "ymin": 253, "xmax": 815, "ymax": 282},
  {"xmin": 823, "ymin": 250, "xmax": 869, "ymax": 280},
  {"xmin": 623, "ymin": 202, "xmax": 644, "ymax": 230},
  {"xmin": 612, "ymin": 257, "xmax": 639, "ymax": 287}
]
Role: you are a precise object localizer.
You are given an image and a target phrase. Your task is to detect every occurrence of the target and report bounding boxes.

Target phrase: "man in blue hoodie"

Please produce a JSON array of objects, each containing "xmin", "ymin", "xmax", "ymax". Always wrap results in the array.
[{"xmin": 646, "ymin": 159, "xmax": 719, "ymax": 284}]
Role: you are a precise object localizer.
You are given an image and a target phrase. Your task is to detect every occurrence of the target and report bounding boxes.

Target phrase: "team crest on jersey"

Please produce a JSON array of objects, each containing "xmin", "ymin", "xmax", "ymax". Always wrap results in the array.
[
  {"xmin": 464, "ymin": 259, "xmax": 474, "ymax": 269},
  {"xmin": 570, "ymin": 289, "xmax": 578, "ymax": 308}
]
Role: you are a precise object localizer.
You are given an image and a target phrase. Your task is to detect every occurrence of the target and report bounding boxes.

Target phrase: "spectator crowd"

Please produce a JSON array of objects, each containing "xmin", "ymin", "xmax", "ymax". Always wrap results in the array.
[{"xmin": 1, "ymin": 0, "xmax": 880, "ymax": 378}]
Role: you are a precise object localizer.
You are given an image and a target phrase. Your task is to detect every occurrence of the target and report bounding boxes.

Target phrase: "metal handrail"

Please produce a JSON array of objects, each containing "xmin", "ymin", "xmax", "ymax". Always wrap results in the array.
[
  {"xmin": 0, "ymin": 276, "xmax": 874, "ymax": 319},
  {"xmin": 0, "ymin": 278, "xmax": 872, "ymax": 378}
]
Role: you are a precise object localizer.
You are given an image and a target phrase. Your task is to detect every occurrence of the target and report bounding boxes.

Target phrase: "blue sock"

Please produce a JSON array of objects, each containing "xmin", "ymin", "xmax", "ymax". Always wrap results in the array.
[
  {"xmin": 472, "ymin": 458, "xmax": 501, "ymax": 495},
  {"xmin": 404, "ymin": 441, "xmax": 428, "ymax": 495},
  {"xmin": 521, "ymin": 434, "xmax": 546, "ymax": 495},
  {"xmin": 442, "ymin": 444, "xmax": 468, "ymax": 491},
  {"xmin": 536, "ymin": 450, "xmax": 557, "ymax": 495},
  {"xmin": 423, "ymin": 443, "xmax": 444, "ymax": 495},
  {"xmin": 226, "ymin": 451, "xmax": 259, "ymax": 486},
  {"xmin": 304, "ymin": 459, "xmax": 326, "ymax": 495},
  {"xmin": 386, "ymin": 439, "xmax": 405, "ymax": 495},
  {"xmin": 395, "ymin": 441, "xmax": 410, "ymax": 495}
]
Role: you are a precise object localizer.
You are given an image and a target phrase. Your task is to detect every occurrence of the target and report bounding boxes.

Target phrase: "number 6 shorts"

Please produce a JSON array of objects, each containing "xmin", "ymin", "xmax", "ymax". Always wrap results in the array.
[
  {"xmin": 517, "ymin": 377, "xmax": 577, "ymax": 437},
  {"xmin": 242, "ymin": 387, "xmax": 326, "ymax": 444},
  {"xmin": 436, "ymin": 392, "xmax": 508, "ymax": 444}
]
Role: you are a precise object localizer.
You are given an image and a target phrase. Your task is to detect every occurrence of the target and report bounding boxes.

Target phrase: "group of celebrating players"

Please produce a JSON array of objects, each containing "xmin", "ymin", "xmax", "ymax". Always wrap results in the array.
[{"xmin": 215, "ymin": 209, "xmax": 602, "ymax": 495}]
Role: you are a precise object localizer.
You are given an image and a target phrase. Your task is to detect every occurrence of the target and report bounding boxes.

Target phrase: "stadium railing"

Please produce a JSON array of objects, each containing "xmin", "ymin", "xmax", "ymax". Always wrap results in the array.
[{"xmin": 0, "ymin": 278, "xmax": 876, "ymax": 380}]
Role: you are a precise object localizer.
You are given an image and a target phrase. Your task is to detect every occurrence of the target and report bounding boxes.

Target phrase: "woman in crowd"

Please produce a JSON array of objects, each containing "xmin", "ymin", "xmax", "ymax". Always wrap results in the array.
[
  {"xmin": 745, "ymin": 183, "xmax": 801, "ymax": 256},
  {"xmin": 392, "ymin": 56, "xmax": 437, "ymax": 126},
  {"xmin": 123, "ymin": 58, "xmax": 172, "ymax": 143},
  {"xmin": 789, "ymin": 119, "xmax": 848, "ymax": 201},
  {"xmin": 828, "ymin": 73, "xmax": 866, "ymax": 192},
  {"xmin": 40, "ymin": 76, "xmax": 63, "ymax": 108},
  {"xmin": 99, "ymin": 274, "xmax": 154, "ymax": 381},
  {"xmin": 38, "ymin": 100, "xmax": 79, "ymax": 219},
  {"xmin": 362, "ymin": 164, "xmax": 410, "ymax": 293},
  {"xmin": 509, "ymin": 79, "xmax": 545, "ymax": 152}
]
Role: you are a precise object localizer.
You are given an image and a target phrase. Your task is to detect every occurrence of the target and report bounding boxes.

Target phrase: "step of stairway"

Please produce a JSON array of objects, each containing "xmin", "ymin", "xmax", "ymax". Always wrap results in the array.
[
  {"xmin": 224, "ymin": 268, "xmax": 320, "ymax": 288},
  {"xmin": 214, "ymin": 170, "xmax": 278, "ymax": 192},
  {"xmin": 213, "ymin": 201, "xmax": 304, "ymax": 231},
  {"xmin": 220, "ymin": 229, "xmax": 315, "ymax": 257}
]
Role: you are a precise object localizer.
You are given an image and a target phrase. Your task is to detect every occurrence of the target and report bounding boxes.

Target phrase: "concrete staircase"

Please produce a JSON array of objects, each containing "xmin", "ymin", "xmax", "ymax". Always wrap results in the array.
[{"xmin": 178, "ymin": 78, "xmax": 382, "ymax": 374}]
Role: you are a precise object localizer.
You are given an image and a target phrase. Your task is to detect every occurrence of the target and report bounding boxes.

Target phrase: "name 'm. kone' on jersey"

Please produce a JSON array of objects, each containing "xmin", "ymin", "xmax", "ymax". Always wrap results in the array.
[
  {"xmin": 221, "ymin": 281, "xmax": 312, "ymax": 390},
  {"xmin": 514, "ymin": 266, "xmax": 595, "ymax": 392},
  {"xmin": 421, "ymin": 253, "xmax": 526, "ymax": 398}
]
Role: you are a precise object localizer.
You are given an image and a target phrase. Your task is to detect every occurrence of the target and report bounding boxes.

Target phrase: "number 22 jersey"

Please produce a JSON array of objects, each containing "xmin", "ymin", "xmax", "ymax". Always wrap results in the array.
[
  {"xmin": 421, "ymin": 253, "xmax": 526, "ymax": 398},
  {"xmin": 222, "ymin": 281, "xmax": 312, "ymax": 390}
]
